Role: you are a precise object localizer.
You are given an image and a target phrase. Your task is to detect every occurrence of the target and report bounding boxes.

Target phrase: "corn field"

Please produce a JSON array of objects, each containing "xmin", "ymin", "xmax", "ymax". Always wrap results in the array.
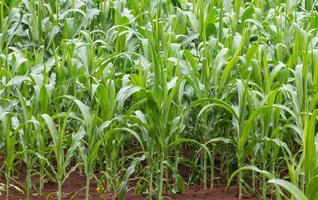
[{"xmin": 1, "ymin": 0, "xmax": 318, "ymax": 199}]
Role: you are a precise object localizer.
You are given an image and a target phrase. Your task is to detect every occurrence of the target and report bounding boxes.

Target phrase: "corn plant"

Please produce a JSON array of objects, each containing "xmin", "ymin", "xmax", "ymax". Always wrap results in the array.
[{"xmin": 41, "ymin": 112, "xmax": 84, "ymax": 200}]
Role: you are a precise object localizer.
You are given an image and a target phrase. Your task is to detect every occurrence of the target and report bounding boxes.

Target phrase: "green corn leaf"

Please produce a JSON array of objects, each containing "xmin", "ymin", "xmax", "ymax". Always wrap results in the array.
[{"xmin": 268, "ymin": 179, "xmax": 308, "ymax": 200}]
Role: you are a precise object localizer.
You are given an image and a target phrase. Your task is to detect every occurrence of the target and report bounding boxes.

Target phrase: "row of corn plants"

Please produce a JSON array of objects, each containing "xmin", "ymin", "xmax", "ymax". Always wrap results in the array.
[{"xmin": 1, "ymin": 0, "xmax": 318, "ymax": 200}]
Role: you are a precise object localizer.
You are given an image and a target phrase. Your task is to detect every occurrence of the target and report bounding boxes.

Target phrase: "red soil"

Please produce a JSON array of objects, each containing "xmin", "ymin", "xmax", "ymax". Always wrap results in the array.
[{"xmin": 2, "ymin": 173, "xmax": 256, "ymax": 200}]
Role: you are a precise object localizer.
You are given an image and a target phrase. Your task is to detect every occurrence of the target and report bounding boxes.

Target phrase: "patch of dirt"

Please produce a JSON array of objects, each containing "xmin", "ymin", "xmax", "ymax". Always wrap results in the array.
[
  {"xmin": 4, "ymin": 172, "xmax": 143, "ymax": 200},
  {"xmin": 172, "ymin": 187, "xmax": 256, "ymax": 200},
  {"xmin": 2, "ymin": 173, "xmax": 256, "ymax": 200}
]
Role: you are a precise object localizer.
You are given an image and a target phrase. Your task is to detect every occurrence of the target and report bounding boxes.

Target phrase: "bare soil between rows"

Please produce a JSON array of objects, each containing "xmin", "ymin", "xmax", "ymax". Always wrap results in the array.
[{"xmin": 2, "ymin": 172, "xmax": 257, "ymax": 200}]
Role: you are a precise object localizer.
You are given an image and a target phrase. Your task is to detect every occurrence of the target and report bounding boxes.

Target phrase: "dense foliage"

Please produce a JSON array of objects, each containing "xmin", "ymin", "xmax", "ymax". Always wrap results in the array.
[{"xmin": 1, "ymin": 0, "xmax": 318, "ymax": 199}]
